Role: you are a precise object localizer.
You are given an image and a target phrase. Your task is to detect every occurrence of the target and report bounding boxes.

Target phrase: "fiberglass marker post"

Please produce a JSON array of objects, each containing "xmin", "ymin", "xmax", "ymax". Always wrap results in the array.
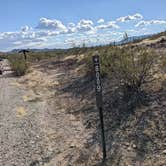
[{"xmin": 92, "ymin": 54, "xmax": 106, "ymax": 161}]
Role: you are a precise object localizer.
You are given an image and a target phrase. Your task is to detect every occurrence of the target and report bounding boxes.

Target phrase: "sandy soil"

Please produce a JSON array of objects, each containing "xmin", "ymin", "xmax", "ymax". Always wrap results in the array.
[{"xmin": 0, "ymin": 58, "xmax": 101, "ymax": 166}]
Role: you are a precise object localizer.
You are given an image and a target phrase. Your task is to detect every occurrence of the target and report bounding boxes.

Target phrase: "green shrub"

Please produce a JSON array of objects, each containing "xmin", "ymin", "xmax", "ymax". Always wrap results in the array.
[
  {"xmin": 101, "ymin": 46, "xmax": 156, "ymax": 92},
  {"xmin": 85, "ymin": 46, "xmax": 156, "ymax": 101},
  {"xmin": 8, "ymin": 55, "xmax": 28, "ymax": 76},
  {"xmin": 161, "ymin": 55, "xmax": 166, "ymax": 72}
]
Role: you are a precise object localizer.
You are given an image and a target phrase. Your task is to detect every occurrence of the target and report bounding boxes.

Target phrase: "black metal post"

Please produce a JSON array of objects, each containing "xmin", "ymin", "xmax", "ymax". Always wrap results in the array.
[
  {"xmin": 99, "ymin": 107, "xmax": 106, "ymax": 161},
  {"xmin": 92, "ymin": 55, "xmax": 106, "ymax": 162},
  {"xmin": 23, "ymin": 52, "xmax": 27, "ymax": 61}
]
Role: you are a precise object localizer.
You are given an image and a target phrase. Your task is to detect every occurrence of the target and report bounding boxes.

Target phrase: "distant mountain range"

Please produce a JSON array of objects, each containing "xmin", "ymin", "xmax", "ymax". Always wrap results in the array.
[
  {"xmin": 9, "ymin": 34, "xmax": 153, "ymax": 53},
  {"xmin": 10, "ymin": 48, "xmax": 61, "ymax": 53}
]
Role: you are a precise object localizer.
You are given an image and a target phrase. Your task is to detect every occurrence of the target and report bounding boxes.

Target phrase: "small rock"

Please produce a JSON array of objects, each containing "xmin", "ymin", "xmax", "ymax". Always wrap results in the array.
[
  {"xmin": 162, "ymin": 149, "xmax": 166, "ymax": 154},
  {"xmin": 132, "ymin": 144, "xmax": 137, "ymax": 149},
  {"xmin": 70, "ymin": 143, "xmax": 76, "ymax": 148},
  {"xmin": 127, "ymin": 146, "xmax": 132, "ymax": 151},
  {"xmin": 125, "ymin": 142, "xmax": 130, "ymax": 146}
]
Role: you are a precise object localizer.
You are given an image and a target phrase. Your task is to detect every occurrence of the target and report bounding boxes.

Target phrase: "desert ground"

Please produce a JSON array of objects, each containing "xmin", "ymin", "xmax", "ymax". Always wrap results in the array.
[{"xmin": 0, "ymin": 33, "xmax": 166, "ymax": 166}]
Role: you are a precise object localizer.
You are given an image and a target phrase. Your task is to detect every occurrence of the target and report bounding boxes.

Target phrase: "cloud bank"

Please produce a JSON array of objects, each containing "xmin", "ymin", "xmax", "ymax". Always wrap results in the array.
[
  {"xmin": 0, "ymin": 13, "xmax": 166, "ymax": 51},
  {"xmin": 135, "ymin": 20, "xmax": 166, "ymax": 27}
]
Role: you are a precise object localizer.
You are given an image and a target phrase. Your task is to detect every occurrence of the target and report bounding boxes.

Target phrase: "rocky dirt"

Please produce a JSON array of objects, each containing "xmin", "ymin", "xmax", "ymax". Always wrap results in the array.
[{"xmin": 0, "ymin": 58, "xmax": 102, "ymax": 166}]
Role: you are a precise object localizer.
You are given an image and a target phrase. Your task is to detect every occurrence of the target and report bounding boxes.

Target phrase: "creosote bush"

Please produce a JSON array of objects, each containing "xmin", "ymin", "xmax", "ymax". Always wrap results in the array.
[
  {"xmin": 8, "ymin": 54, "xmax": 28, "ymax": 76},
  {"xmin": 104, "ymin": 46, "xmax": 157, "ymax": 107},
  {"xmin": 85, "ymin": 46, "xmax": 156, "ymax": 107},
  {"xmin": 101, "ymin": 46, "xmax": 156, "ymax": 93}
]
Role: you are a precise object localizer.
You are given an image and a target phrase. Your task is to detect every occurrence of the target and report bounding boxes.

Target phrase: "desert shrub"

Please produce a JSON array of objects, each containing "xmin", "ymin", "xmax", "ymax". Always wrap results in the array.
[
  {"xmin": 85, "ymin": 46, "xmax": 156, "ymax": 107},
  {"xmin": 161, "ymin": 55, "xmax": 166, "ymax": 72},
  {"xmin": 0, "ymin": 54, "xmax": 6, "ymax": 59},
  {"xmin": 100, "ymin": 46, "xmax": 157, "ymax": 108},
  {"xmin": 27, "ymin": 52, "xmax": 55, "ymax": 62},
  {"xmin": 149, "ymin": 31, "xmax": 166, "ymax": 40},
  {"xmin": 8, "ymin": 54, "xmax": 28, "ymax": 76},
  {"xmin": 101, "ymin": 46, "xmax": 156, "ymax": 92},
  {"xmin": 84, "ymin": 47, "xmax": 113, "ymax": 77}
]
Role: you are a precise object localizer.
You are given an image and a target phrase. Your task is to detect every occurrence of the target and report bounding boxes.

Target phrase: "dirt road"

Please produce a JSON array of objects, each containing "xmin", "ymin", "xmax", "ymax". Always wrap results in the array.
[
  {"xmin": 0, "ymin": 60, "xmax": 49, "ymax": 165},
  {"xmin": 0, "ymin": 59, "xmax": 101, "ymax": 166}
]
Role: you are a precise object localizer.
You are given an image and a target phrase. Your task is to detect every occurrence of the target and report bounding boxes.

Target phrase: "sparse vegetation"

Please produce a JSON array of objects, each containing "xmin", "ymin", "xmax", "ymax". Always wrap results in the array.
[
  {"xmin": 85, "ymin": 46, "xmax": 156, "ymax": 93},
  {"xmin": 8, "ymin": 54, "xmax": 28, "ymax": 76},
  {"xmin": 149, "ymin": 31, "xmax": 166, "ymax": 40},
  {"xmin": 84, "ymin": 45, "xmax": 158, "ymax": 110},
  {"xmin": 161, "ymin": 54, "xmax": 166, "ymax": 72},
  {"xmin": 102, "ymin": 46, "xmax": 155, "ymax": 90}
]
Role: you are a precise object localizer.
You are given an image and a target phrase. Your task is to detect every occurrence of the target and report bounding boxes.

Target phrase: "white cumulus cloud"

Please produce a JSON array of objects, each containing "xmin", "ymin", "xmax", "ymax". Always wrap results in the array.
[
  {"xmin": 68, "ymin": 22, "xmax": 75, "ymax": 28},
  {"xmin": 96, "ymin": 21, "xmax": 119, "ymax": 30},
  {"xmin": 21, "ymin": 26, "xmax": 31, "ymax": 32},
  {"xmin": 135, "ymin": 20, "xmax": 166, "ymax": 27},
  {"xmin": 97, "ymin": 18, "xmax": 105, "ymax": 24},
  {"xmin": 76, "ymin": 19, "xmax": 94, "ymax": 32},
  {"xmin": 67, "ymin": 22, "xmax": 77, "ymax": 33},
  {"xmin": 1, "ymin": 13, "xmax": 166, "ymax": 52},
  {"xmin": 117, "ymin": 13, "xmax": 143, "ymax": 22},
  {"xmin": 36, "ymin": 17, "xmax": 67, "ymax": 32}
]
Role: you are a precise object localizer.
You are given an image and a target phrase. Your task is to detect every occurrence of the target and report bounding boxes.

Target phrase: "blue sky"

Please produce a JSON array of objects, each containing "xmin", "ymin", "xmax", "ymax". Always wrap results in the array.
[{"xmin": 0, "ymin": 0, "xmax": 166, "ymax": 51}]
